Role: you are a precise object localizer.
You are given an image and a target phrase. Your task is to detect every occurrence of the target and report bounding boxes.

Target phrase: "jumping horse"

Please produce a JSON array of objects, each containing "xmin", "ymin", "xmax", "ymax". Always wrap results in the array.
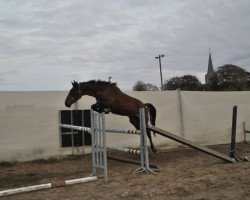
[{"xmin": 65, "ymin": 80, "xmax": 157, "ymax": 153}]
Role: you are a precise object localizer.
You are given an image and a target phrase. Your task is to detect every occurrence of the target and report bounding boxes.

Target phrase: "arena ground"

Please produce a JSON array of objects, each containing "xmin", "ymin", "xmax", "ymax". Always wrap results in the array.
[{"xmin": 0, "ymin": 143, "xmax": 249, "ymax": 200}]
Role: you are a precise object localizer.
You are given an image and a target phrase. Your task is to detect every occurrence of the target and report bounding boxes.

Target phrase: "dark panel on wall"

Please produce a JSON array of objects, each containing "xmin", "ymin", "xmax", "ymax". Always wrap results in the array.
[
  {"xmin": 83, "ymin": 110, "xmax": 91, "ymax": 145},
  {"xmin": 60, "ymin": 110, "xmax": 91, "ymax": 147},
  {"xmin": 72, "ymin": 110, "xmax": 83, "ymax": 147},
  {"xmin": 60, "ymin": 110, "xmax": 72, "ymax": 147}
]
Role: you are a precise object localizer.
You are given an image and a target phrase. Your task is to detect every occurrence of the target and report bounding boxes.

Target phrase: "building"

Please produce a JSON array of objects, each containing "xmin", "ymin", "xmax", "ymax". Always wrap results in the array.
[{"xmin": 205, "ymin": 52, "xmax": 214, "ymax": 84}]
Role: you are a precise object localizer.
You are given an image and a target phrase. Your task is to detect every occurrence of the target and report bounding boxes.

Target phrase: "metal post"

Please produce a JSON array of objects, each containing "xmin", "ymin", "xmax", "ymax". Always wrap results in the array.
[
  {"xmin": 58, "ymin": 110, "xmax": 62, "ymax": 149},
  {"xmin": 81, "ymin": 110, "xmax": 85, "ymax": 149},
  {"xmin": 91, "ymin": 110, "xmax": 96, "ymax": 176},
  {"xmin": 134, "ymin": 108, "xmax": 158, "ymax": 174},
  {"xmin": 102, "ymin": 112, "xmax": 108, "ymax": 182},
  {"xmin": 229, "ymin": 106, "xmax": 248, "ymax": 161},
  {"xmin": 243, "ymin": 122, "xmax": 247, "ymax": 143},
  {"xmin": 70, "ymin": 110, "xmax": 74, "ymax": 155},
  {"xmin": 140, "ymin": 108, "xmax": 145, "ymax": 170},
  {"xmin": 159, "ymin": 56, "xmax": 163, "ymax": 90},
  {"xmin": 98, "ymin": 115, "xmax": 102, "ymax": 166},
  {"xmin": 155, "ymin": 54, "xmax": 165, "ymax": 90},
  {"xmin": 90, "ymin": 110, "xmax": 108, "ymax": 182},
  {"xmin": 230, "ymin": 106, "xmax": 237, "ymax": 158},
  {"xmin": 178, "ymin": 89, "xmax": 184, "ymax": 137}
]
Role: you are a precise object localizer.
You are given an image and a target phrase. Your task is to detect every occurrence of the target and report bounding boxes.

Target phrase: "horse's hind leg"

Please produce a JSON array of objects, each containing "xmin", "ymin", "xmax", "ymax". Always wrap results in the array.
[
  {"xmin": 129, "ymin": 116, "xmax": 157, "ymax": 153},
  {"xmin": 146, "ymin": 130, "xmax": 157, "ymax": 153},
  {"xmin": 129, "ymin": 116, "xmax": 140, "ymax": 129}
]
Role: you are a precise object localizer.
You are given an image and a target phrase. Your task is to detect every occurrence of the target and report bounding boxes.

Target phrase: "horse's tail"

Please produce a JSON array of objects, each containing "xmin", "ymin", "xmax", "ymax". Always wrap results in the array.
[
  {"xmin": 144, "ymin": 103, "xmax": 157, "ymax": 136},
  {"xmin": 144, "ymin": 103, "xmax": 156, "ymax": 126}
]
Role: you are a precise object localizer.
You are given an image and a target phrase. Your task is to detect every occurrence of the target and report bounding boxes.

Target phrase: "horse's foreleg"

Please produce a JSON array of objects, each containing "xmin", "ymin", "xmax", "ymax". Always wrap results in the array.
[
  {"xmin": 91, "ymin": 103, "xmax": 100, "ymax": 112},
  {"xmin": 91, "ymin": 102, "xmax": 110, "ymax": 114}
]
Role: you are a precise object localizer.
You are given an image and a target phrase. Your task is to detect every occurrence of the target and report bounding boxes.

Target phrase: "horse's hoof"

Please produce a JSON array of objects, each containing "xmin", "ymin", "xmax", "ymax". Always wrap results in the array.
[
  {"xmin": 104, "ymin": 109, "xmax": 110, "ymax": 114},
  {"xmin": 152, "ymin": 148, "xmax": 158, "ymax": 153}
]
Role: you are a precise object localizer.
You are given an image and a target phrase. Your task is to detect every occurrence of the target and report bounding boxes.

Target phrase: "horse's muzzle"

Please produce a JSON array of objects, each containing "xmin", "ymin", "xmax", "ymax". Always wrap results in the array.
[{"xmin": 65, "ymin": 101, "xmax": 71, "ymax": 108}]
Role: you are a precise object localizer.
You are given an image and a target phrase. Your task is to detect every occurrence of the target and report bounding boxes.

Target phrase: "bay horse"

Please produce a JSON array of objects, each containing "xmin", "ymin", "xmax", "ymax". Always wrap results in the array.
[{"xmin": 65, "ymin": 80, "xmax": 157, "ymax": 153}]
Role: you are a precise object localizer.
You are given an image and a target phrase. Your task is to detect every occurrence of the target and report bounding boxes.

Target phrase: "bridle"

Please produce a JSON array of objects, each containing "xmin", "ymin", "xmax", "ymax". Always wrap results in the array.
[{"xmin": 71, "ymin": 86, "xmax": 82, "ymax": 102}]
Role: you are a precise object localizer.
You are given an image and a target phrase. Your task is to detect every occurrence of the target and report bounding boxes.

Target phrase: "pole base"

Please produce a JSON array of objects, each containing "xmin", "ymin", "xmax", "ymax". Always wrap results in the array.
[{"xmin": 133, "ymin": 167, "xmax": 160, "ymax": 174}]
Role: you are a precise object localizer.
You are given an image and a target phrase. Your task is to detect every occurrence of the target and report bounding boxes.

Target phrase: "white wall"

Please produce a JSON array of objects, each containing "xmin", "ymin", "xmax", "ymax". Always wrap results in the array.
[{"xmin": 0, "ymin": 91, "xmax": 249, "ymax": 162}]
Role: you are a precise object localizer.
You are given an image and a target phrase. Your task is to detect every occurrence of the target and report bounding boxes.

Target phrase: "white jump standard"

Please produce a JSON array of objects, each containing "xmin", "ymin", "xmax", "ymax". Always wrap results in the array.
[
  {"xmin": 63, "ymin": 108, "xmax": 158, "ymax": 183},
  {"xmin": 91, "ymin": 108, "xmax": 158, "ymax": 176},
  {"xmin": 90, "ymin": 110, "xmax": 108, "ymax": 182}
]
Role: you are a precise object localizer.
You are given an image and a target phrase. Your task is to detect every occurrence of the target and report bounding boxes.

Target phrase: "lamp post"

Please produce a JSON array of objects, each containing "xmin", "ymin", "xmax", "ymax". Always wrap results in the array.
[
  {"xmin": 155, "ymin": 54, "xmax": 165, "ymax": 90},
  {"xmin": 108, "ymin": 76, "xmax": 112, "ymax": 83}
]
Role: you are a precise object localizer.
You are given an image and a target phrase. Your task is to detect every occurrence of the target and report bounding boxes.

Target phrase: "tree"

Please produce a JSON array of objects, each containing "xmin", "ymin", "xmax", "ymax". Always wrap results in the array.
[
  {"xmin": 204, "ymin": 74, "xmax": 220, "ymax": 91},
  {"xmin": 133, "ymin": 81, "xmax": 145, "ymax": 91},
  {"xmin": 163, "ymin": 76, "xmax": 182, "ymax": 90},
  {"xmin": 133, "ymin": 81, "xmax": 159, "ymax": 91},
  {"xmin": 144, "ymin": 83, "xmax": 159, "ymax": 91},
  {"xmin": 163, "ymin": 75, "xmax": 202, "ymax": 91},
  {"xmin": 207, "ymin": 64, "xmax": 250, "ymax": 91}
]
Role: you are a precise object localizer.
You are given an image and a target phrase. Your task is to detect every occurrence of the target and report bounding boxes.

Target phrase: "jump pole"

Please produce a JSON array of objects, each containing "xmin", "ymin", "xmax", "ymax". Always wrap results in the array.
[
  {"xmin": 107, "ymin": 147, "xmax": 141, "ymax": 155},
  {"xmin": 107, "ymin": 155, "xmax": 158, "ymax": 169},
  {"xmin": 107, "ymin": 146, "xmax": 158, "ymax": 168},
  {"xmin": 0, "ymin": 176, "xmax": 97, "ymax": 197}
]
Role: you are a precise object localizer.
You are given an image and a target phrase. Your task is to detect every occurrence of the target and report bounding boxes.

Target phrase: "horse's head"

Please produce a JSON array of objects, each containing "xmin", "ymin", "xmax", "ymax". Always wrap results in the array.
[{"xmin": 65, "ymin": 81, "xmax": 82, "ymax": 107}]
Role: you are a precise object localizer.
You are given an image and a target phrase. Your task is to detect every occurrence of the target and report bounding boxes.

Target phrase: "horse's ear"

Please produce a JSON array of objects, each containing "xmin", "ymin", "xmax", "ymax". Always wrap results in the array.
[{"xmin": 72, "ymin": 81, "xmax": 79, "ymax": 88}]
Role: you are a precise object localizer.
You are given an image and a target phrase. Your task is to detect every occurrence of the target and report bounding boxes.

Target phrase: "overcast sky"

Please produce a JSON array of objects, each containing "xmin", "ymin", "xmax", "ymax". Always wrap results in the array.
[{"xmin": 1, "ymin": 0, "xmax": 250, "ymax": 91}]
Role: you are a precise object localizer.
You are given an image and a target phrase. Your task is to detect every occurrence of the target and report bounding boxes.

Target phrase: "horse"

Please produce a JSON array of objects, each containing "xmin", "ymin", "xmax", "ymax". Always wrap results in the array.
[{"xmin": 65, "ymin": 80, "xmax": 157, "ymax": 153}]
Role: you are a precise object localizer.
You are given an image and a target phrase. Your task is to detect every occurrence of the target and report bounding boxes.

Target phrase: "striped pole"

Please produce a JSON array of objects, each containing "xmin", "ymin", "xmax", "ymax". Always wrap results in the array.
[
  {"xmin": 59, "ymin": 124, "xmax": 91, "ymax": 133},
  {"xmin": 59, "ymin": 124, "xmax": 140, "ymax": 135},
  {"xmin": 105, "ymin": 128, "xmax": 140, "ymax": 134},
  {"xmin": 107, "ymin": 147, "xmax": 141, "ymax": 155},
  {"xmin": 0, "ymin": 176, "xmax": 97, "ymax": 197}
]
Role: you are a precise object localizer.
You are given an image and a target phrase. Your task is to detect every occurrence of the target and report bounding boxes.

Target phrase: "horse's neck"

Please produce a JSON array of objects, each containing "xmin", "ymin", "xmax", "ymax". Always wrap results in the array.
[{"xmin": 80, "ymin": 83, "xmax": 104, "ymax": 99}]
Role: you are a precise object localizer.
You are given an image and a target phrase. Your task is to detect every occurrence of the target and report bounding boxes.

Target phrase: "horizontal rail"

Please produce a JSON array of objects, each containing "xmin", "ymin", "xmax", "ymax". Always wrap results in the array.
[
  {"xmin": 0, "ymin": 176, "xmax": 97, "ymax": 197},
  {"xmin": 105, "ymin": 128, "xmax": 140, "ymax": 134},
  {"xmin": 65, "ymin": 176, "xmax": 97, "ymax": 185},
  {"xmin": 107, "ymin": 147, "xmax": 141, "ymax": 155},
  {"xmin": 59, "ymin": 124, "xmax": 91, "ymax": 133},
  {"xmin": 0, "ymin": 183, "xmax": 51, "ymax": 197},
  {"xmin": 59, "ymin": 124, "xmax": 140, "ymax": 135},
  {"xmin": 61, "ymin": 131, "xmax": 78, "ymax": 135},
  {"xmin": 107, "ymin": 155, "xmax": 158, "ymax": 169}
]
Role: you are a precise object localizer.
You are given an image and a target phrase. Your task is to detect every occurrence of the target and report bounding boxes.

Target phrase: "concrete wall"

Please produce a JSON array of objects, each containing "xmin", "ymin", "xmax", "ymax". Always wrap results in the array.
[{"xmin": 0, "ymin": 91, "xmax": 249, "ymax": 162}]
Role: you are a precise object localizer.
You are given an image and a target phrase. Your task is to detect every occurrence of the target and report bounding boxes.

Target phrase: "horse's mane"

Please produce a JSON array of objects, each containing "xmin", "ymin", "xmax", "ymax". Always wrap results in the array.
[{"xmin": 84, "ymin": 80, "xmax": 117, "ymax": 87}]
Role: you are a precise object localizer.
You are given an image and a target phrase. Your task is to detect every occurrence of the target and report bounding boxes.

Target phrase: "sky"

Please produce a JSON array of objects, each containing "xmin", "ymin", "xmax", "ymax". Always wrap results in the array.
[{"xmin": 0, "ymin": 0, "xmax": 250, "ymax": 91}]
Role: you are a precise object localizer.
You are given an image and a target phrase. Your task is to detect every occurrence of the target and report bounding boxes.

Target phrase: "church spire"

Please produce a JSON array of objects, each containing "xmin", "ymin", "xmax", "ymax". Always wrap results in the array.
[
  {"xmin": 205, "ymin": 49, "xmax": 214, "ymax": 84},
  {"xmin": 207, "ymin": 49, "xmax": 214, "ymax": 74}
]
